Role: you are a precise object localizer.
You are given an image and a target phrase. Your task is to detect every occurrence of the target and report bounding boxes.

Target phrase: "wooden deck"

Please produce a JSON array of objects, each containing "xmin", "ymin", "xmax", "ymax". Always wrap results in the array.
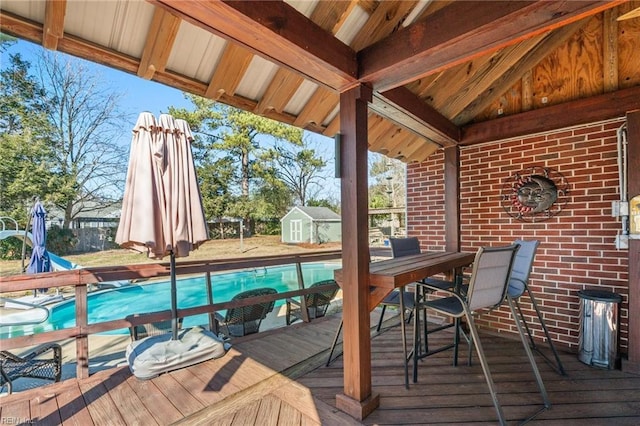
[{"xmin": 2, "ymin": 313, "xmax": 640, "ymax": 425}]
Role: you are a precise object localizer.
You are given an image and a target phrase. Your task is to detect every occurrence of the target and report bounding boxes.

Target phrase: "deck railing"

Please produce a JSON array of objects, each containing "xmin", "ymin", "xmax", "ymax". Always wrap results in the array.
[{"xmin": 0, "ymin": 250, "xmax": 342, "ymax": 379}]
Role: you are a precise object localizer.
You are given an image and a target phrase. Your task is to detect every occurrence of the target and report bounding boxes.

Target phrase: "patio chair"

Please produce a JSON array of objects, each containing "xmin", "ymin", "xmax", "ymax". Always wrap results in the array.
[
  {"xmin": 416, "ymin": 244, "xmax": 550, "ymax": 425},
  {"xmin": 1, "ymin": 344, "xmax": 62, "ymax": 394},
  {"xmin": 508, "ymin": 239, "xmax": 566, "ymax": 375},
  {"xmin": 285, "ymin": 279, "xmax": 339, "ymax": 325},
  {"xmin": 215, "ymin": 287, "xmax": 278, "ymax": 337}
]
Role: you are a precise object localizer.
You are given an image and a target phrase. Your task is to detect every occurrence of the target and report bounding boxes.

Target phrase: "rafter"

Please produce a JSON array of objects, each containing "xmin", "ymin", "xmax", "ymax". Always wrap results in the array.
[
  {"xmin": 453, "ymin": 19, "xmax": 588, "ymax": 125},
  {"xmin": 360, "ymin": 0, "xmax": 624, "ymax": 91},
  {"xmin": 153, "ymin": 0, "xmax": 357, "ymax": 91},
  {"xmin": 137, "ymin": 7, "xmax": 181, "ymax": 79},
  {"xmin": 43, "ymin": 0, "xmax": 66, "ymax": 50},
  {"xmin": 205, "ymin": 42, "xmax": 254, "ymax": 100}
]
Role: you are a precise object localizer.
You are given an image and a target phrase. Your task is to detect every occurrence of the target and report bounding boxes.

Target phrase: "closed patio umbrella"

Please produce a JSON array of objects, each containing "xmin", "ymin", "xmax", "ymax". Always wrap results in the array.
[
  {"xmin": 116, "ymin": 112, "xmax": 209, "ymax": 340},
  {"xmin": 26, "ymin": 199, "xmax": 52, "ymax": 297}
]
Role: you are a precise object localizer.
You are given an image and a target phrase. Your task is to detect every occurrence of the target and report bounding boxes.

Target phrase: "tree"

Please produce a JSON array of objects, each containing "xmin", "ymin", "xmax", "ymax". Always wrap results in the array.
[
  {"xmin": 260, "ymin": 136, "xmax": 328, "ymax": 207},
  {"xmin": 34, "ymin": 51, "xmax": 129, "ymax": 227},
  {"xmin": 169, "ymin": 97, "xmax": 304, "ymax": 232},
  {"xmin": 0, "ymin": 53, "xmax": 55, "ymax": 224}
]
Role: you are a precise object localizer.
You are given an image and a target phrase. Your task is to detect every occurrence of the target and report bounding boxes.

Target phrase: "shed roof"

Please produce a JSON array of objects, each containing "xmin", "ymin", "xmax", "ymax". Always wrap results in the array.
[{"xmin": 283, "ymin": 206, "xmax": 341, "ymax": 221}]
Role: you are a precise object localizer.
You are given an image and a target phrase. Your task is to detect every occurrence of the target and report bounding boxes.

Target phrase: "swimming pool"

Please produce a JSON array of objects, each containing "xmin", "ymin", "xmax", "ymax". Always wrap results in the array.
[{"xmin": 1, "ymin": 262, "xmax": 341, "ymax": 339}]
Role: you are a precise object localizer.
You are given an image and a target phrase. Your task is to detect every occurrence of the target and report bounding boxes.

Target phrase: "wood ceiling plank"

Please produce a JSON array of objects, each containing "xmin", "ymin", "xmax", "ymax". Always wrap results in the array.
[
  {"xmin": 360, "ymin": 0, "xmax": 624, "ymax": 91},
  {"xmin": 436, "ymin": 34, "xmax": 545, "ymax": 118},
  {"xmin": 43, "ymin": 0, "xmax": 66, "ymax": 50},
  {"xmin": 380, "ymin": 129, "xmax": 419, "ymax": 159},
  {"xmin": 152, "ymin": 0, "xmax": 357, "ymax": 91},
  {"xmin": 350, "ymin": 1, "xmax": 417, "ymax": 51},
  {"xmin": 460, "ymin": 85, "xmax": 640, "ymax": 145},
  {"xmin": 254, "ymin": 68, "xmax": 304, "ymax": 114},
  {"xmin": 138, "ymin": 7, "xmax": 181, "ymax": 79},
  {"xmin": 293, "ymin": 87, "xmax": 338, "ymax": 128},
  {"xmin": 205, "ymin": 43, "xmax": 254, "ymax": 100},
  {"xmin": 323, "ymin": 115, "xmax": 340, "ymax": 137},
  {"xmin": 406, "ymin": 141, "xmax": 440, "ymax": 163},
  {"xmin": 453, "ymin": 19, "xmax": 588, "ymax": 126},
  {"xmin": 368, "ymin": 120, "xmax": 400, "ymax": 152}
]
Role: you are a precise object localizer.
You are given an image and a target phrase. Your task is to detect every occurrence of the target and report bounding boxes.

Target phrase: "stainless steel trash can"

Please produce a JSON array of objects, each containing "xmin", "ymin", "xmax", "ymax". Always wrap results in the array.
[{"xmin": 577, "ymin": 289, "xmax": 622, "ymax": 369}]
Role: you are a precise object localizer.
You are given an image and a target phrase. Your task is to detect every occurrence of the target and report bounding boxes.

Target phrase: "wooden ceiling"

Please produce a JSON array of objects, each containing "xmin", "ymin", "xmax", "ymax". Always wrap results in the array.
[{"xmin": 1, "ymin": 1, "xmax": 639, "ymax": 163}]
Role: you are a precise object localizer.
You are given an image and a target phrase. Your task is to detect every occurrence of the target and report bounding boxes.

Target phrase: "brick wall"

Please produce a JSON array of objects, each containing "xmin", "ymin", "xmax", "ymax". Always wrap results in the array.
[{"xmin": 407, "ymin": 118, "xmax": 629, "ymax": 353}]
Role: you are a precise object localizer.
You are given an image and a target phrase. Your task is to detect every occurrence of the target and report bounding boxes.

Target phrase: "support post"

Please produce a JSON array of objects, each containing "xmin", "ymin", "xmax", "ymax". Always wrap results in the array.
[
  {"xmin": 624, "ymin": 110, "xmax": 640, "ymax": 375},
  {"xmin": 335, "ymin": 83, "xmax": 380, "ymax": 419},
  {"xmin": 75, "ymin": 284, "xmax": 89, "ymax": 379}
]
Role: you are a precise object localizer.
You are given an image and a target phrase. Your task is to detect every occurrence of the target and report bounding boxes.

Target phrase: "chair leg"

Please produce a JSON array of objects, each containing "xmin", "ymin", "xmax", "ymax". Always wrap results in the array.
[
  {"xmin": 508, "ymin": 297, "xmax": 551, "ymax": 419},
  {"xmin": 326, "ymin": 319, "xmax": 343, "ymax": 367},
  {"xmin": 465, "ymin": 309, "xmax": 507, "ymax": 426},
  {"xmin": 524, "ymin": 286, "xmax": 566, "ymax": 375}
]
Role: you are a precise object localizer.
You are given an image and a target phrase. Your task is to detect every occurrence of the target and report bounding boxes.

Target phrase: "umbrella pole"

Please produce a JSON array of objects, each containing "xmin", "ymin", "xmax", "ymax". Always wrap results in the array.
[{"xmin": 170, "ymin": 250, "xmax": 179, "ymax": 340}]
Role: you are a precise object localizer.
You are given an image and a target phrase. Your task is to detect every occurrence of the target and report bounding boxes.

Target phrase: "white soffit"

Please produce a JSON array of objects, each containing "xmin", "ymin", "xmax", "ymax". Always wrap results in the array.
[
  {"xmin": 236, "ymin": 56, "xmax": 279, "ymax": 100},
  {"xmin": 1, "ymin": 0, "xmax": 43, "ymax": 22},
  {"xmin": 167, "ymin": 21, "xmax": 226, "ymax": 82},
  {"xmin": 64, "ymin": 0, "xmax": 153, "ymax": 56},
  {"xmin": 284, "ymin": 80, "xmax": 318, "ymax": 115}
]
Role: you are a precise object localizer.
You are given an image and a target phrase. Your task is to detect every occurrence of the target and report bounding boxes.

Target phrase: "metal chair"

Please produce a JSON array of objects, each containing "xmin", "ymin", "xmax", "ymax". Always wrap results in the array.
[
  {"xmin": 0, "ymin": 297, "xmax": 63, "ymax": 394},
  {"xmin": 285, "ymin": 279, "xmax": 339, "ymax": 325},
  {"xmin": 1, "ymin": 345, "xmax": 62, "ymax": 394},
  {"xmin": 416, "ymin": 244, "xmax": 550, "ymax": 425},
  {"xmin": 508, "ymin": 239, "xmax": 566, "ymax": 375},
  {"xmin": 215, "ymin": 287, "xmax": 277, "ymax": 337}
]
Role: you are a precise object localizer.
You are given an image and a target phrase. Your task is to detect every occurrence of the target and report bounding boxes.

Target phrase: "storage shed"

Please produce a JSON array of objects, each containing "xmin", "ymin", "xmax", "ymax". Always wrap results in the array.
[{"xmin": 280, "ymin": 206, "xmax": 341, "ymax": 244}]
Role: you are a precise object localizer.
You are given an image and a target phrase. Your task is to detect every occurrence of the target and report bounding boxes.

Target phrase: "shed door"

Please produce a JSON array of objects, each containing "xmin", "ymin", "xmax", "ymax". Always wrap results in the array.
[{"xmin": 290, "ymin": 220, "xmax": 302, "ymax": 242}]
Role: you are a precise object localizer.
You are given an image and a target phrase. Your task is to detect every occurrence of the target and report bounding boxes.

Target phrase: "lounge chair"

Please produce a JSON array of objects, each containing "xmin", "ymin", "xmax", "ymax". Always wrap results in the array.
[
  {"xmin": 215, "ymin": 287, "xmax": 278, "ymax": 337},
  {"xmin": 1, "ymin": 344, "xmax": 62, "ymax": 394},
  {"xmin": 285, "ymin": 279, "xmax": 339, "ymax": 325}
]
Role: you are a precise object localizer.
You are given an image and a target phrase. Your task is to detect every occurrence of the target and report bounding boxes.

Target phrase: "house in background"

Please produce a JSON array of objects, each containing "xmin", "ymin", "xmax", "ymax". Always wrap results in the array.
[{"xmin": 281, "ymin": 206, "xmax": 341, "ymax": 244}]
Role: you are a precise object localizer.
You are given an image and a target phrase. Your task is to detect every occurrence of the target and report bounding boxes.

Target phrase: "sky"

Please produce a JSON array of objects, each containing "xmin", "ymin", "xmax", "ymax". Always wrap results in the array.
[{"xmin": 5, "ymin": 38, "xmax": 342, "ymax": 201}]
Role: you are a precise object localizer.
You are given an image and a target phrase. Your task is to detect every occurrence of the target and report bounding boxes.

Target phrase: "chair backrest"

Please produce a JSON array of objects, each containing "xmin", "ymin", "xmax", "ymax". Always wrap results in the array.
[
  {"xmin": 129, "ymin": 317, "xmax": 184, "ymax": 341},
  {"xmin": 466, "ymin": 244, "xmax": 519, "ymax": 311},
  {"xmin": 507, "ymin": 239, "xmax": 540, "ymax": 299},
  {"xmin": 223, "ymin": 287, "xmax": 277, "ymax": 336},
  {"xmin": 305, "ymin": 279, "xmax": 339, "ymax": 317},
  {"xmin": 389, "ymin": 237, "xmax": 421, "ymax": 258}
]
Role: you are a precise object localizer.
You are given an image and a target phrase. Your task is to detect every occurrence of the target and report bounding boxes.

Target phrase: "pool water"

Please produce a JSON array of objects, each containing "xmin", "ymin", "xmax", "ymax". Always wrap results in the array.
[{"xmin": 1, "ymin": 262, "xmax": 340, "ymax": 338}]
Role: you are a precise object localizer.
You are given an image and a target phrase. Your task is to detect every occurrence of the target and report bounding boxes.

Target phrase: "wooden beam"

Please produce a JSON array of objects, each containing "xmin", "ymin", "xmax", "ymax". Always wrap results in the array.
[
  {"xmin": 372, "ymin": 87, "xmax": 460, "ymax": 147},
  {"xmin": 460, "ymin": 86, "xmax": 640, "ymax": 145},
  {"xmin": 254, "ymin": 68, "xmax": 303, "ymax": 115},
  {"xmin": 205, "ymin": 42, "xmax": 254, "ymax": 99},
  {"xmin": 360, "ymin": 1, "xmax": 624, "ymax": 92},
  {"xmin": 336, "ymin": 83, "xmax": 380, "ymax": 420},
  {"xmin": 152, "ymin": 0, "xmax": 357, "ymax": 92},
  {"xmin": 138, "ymin": 7, "xmax": 181, "ymax": 79},
  {"xmin": 43, "ymin": 0, "xmax": 66, "ymax": 50}
]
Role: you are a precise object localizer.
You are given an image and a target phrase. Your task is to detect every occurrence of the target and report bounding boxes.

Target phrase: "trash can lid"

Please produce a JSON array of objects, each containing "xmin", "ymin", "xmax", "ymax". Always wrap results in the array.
[{"xmin": 578, "ymin": 289, "xmax": 622, "ymax": 303}]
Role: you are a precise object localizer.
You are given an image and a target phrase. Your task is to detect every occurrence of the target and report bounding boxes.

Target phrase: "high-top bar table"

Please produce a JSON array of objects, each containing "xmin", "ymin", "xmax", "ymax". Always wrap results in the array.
[{"xmin": 335, "ymin": 251, "xmax": 476, "ymax": 388}]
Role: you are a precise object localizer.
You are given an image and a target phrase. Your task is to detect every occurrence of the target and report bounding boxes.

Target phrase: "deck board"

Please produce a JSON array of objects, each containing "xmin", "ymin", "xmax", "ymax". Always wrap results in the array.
[{"xmin": 2, "ymin": 313, "xmax": 640, "ymax": 424}]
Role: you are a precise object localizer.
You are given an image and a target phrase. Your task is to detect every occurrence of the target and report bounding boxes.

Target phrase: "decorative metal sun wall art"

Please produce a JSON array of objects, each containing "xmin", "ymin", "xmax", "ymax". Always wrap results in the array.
[{"xmin": 501, "ymin": 166, "xmax": 569, "ymax": 222}]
